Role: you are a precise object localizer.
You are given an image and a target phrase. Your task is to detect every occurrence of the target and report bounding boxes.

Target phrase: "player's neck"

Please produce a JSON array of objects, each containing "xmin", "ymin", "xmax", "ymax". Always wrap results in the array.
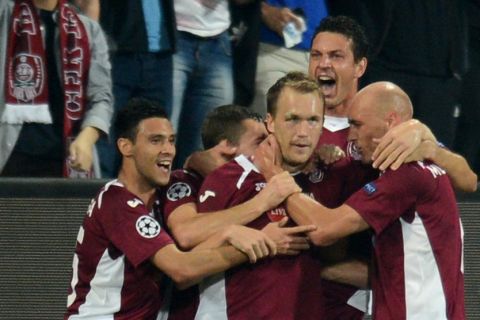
[
  {"xmin": 325, "ymin": 85, "xmax": 358, "ymax": 117},
  {"xmin": 281, "ymin": 162, "xmax": 307, "ymax": 175},
  {"xmin": 118, "ymin": 169, "xmax": 157, "ymax": 210}
]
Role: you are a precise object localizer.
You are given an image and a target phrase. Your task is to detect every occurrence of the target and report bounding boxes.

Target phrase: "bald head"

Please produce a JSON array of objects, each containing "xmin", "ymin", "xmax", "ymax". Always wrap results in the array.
[
  {"xmin": 353, "ymin": 81, "xmax": 413, "ymax": 122},
  {"xmin": 347, "ymin": 82, "xmax": 413, "ymax": 164}
]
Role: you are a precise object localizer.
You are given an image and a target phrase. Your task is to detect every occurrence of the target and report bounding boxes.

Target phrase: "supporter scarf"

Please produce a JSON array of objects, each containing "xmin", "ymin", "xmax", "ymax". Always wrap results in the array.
[{"xmin": 3, "ymin": 0, "xmax": 91, "ymax": 177}]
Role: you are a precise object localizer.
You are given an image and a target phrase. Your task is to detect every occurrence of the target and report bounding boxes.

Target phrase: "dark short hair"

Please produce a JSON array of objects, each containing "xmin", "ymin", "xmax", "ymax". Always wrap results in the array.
[
  {"xmin": 267, "ymin": 72, "xmax": 323, "ymax": 116},
  {"xmin": 312, "ymin": 15, "xmax": 369, "ymax": 62},
  {"xmin": 201, "ymin": 105, "xmax": 263, "ymax": 149},
  {"xmin": 114, "ymin": 98, "xmax": 168, "ymax": 142}
]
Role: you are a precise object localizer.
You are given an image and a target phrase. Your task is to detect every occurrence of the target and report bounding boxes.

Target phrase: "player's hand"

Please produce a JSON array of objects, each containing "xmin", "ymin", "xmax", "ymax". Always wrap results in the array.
[
  {"xmin": 224, "ymin": 225, "xmax": 277, "ymax": 263},
  {"xmin": 68, "ymin": 127, "xmax": 100, "ymax": 172},
  {"xmin": 253, "ymin": 134, "xmax": 283, "ymax": 181},
  {"xmin": 316, "ymin": 144, "xmax": 345, "ymax": 166},
  {"xmin": 261, "ymin": 3, "xmax": 303, "ymax": 36},
  {"xmin": 262, "ymin": 217, "xmax": 316, "ymax": 255},
  {"xmin": 372, "ymin": 119, "xmax": 436, "ymax": 171},
  {"xmin": 184, "ymin": 141, "xmax": 237, "ymax": 176},
  {"xmin": 257, "ymin": 171, "xmax": 301, "ymax": 212}
]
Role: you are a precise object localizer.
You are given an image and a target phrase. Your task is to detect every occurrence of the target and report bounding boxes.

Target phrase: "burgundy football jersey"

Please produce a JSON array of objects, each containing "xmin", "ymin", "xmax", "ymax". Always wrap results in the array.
[
  {"xmin": 317, "ymin": 115, "xmax": 371, "ymax": 319},
  {"xmin": 346, "ymin": 162, "xmax": 465, "ymax": 320},
  {"xmin": 65, "ymin": 180, "xmax": 173, "ymax": 320},
  {"xmin": 318, "ymin": 115, "xmax": 361, "ymax": 161},
  {"xmin": 159, "ymin": 169, "xmax": 203, "ymax": 320},
  {"xmin": 194, "ymin": 155, "xmax": 374, "ymax": 319}
]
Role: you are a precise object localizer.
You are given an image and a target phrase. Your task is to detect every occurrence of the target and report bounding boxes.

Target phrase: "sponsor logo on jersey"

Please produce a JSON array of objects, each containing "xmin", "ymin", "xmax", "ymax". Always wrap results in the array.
[
  {"xmin": 127, "ymin": 198, "xmax": 143, "ymax": 208},
  {"xmin": 267, "ymin": 206, "xmax": 287, "ymax": 222},
  {"xmin": 167, "ymin": 182, "xmax": 192, "ymax": 201},
  {"xmin": 136, "ymin": 216, "xmax": 161, "ymax": 238},
  {"xmin": 363, "ymin": 182, "xmax": 377, "ymax": 195},
  {"xmin": 309, "ymin": 169, "xmax": 324, "ymax": 183},
  {"xmin": 199, "ymin": 190, "xmax": 216, "ymax": 203}
]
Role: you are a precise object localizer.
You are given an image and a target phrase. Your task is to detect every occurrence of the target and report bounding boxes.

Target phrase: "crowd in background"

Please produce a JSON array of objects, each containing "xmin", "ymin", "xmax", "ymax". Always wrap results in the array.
[{"xmin": 0, "ymin": 0, "xmax": 479, "ymax": 178}]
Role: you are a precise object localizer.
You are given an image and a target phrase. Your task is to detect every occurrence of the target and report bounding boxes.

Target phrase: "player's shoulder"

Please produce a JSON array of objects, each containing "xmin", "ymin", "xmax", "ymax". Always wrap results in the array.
[{"xmin": 93, "ymin": 179, "xmax": 141, "ymax": 212}]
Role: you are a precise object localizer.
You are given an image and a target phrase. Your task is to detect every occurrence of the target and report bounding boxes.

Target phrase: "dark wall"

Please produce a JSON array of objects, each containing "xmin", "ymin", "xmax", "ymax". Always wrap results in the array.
[{"xmin": 0, "ymin": 179, "xmax": 478, "ymax": 319}]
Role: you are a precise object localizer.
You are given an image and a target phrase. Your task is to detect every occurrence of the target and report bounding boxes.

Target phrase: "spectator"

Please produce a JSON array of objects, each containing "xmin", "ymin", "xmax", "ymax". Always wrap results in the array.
[
  {"xmin": 76, "ymin": 0, "xmax": 176, "ymax": 178},
  {"xmin": 0, "ymin": 0, "xmax": 112, "ymax": 177},
  {"xmin": 65, "ymin": 98, "xmax": 280, "ymax": 319},
  {"xmin": 250, "ymin": 0, "xmax": 328, "ymax": 116},
  {"xmin": 171, "ymin": 0, "xmax": 247, "ymax": 168}
]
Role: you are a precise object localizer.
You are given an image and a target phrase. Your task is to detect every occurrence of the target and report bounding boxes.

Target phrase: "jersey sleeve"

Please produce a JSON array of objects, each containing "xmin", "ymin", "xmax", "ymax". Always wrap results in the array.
[
  {"xmin": 197, "ymin": 167, "xmax": 238, "ymax": 213},
  {"xmin": 162, "ymin": 170, "xmax": 203, "ymax": 222},
  {"xmin": 345, "ymin": 164, "xmax": 429, "ymax": 235},
  {"xmin": 98, "ymin": 191, "xmax": 173, "ymax": 268}
]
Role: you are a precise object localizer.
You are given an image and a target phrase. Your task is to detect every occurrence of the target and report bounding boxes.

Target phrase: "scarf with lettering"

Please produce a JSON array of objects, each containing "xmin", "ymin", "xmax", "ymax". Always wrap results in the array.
[{"xmin": 3, "ymin": 0, "xmax": 91, "ymax": 176}]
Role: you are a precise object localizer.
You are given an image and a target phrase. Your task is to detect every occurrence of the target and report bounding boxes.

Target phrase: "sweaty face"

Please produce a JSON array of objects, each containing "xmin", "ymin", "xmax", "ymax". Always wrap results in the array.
[
  {"xmin": 132, "ymin": 118, "xmax": 176, "ymax": 187},
  {"xmin": 308, "ymin": 32, "xmax": 365, "ymax": 112},
  {"xmin": 236, "ymin": 119, "xmax": 268, "ymax": 157},
  {"xmin": 267, "ymin": 87, "xmax": 323, "ymax": 172},
  {"xmin": 347, "ymin": 100, "xmax": 388, "ymax": 164}
]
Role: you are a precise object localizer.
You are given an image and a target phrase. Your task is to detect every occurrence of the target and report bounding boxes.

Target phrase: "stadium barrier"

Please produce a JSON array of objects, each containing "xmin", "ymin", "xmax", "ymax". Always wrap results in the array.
[{"xmin": 0, "ymin": 178, "xmax": 478, "ymax": 319}]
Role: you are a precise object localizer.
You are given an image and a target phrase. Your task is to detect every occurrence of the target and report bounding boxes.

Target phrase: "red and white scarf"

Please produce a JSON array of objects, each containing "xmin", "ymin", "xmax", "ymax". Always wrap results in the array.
[{"xmin": 3, "ymin": 0, "xmax": 91, "ymax": 176}]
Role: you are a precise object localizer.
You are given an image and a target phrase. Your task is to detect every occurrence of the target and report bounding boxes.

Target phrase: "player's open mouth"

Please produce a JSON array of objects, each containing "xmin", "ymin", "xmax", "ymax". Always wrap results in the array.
[
  {"xmin": 157, "ymin": 160, "xmax": 171, "ymax": 172},
  {"xmin": 317, "ymin": 76, "xmax": 336, "ymax": 96}
]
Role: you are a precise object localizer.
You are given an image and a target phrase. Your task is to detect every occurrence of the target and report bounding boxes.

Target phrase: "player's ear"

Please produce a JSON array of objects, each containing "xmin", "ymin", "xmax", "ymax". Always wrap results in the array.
[
  {"xmin": 265, "ymin": 113, "xmax": 275, "ymax": 134},
  {"xmin": 117, "ymin": 137, "xmax": 134, "ymax": 157}
]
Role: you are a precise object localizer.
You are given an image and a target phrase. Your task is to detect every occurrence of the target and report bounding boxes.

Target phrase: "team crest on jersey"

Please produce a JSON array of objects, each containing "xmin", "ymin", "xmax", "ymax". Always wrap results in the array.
[
  {"xmin": 136, "ymin": 216, "xmax": 161, "ymax": 238},
  {"xmin": 363, "ymin": 182, "xmax": 377, "ymax": 195},
  {"xmin": 347, "ymin": 141, "xmax": 362, "ymax": 160},
  {"xmin": 309, "ymin": 169, "xmax": 324, "ymax": 183},
  {"xmin": 267, "ymin": 207, "xmax": 287, "ymax": 222},
  {"xmin": 167, "ymin": 182, "xmax": 192, "ymax": 201}
]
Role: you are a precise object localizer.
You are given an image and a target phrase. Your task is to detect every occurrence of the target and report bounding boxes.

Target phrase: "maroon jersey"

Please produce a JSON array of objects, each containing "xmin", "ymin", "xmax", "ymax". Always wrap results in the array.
[
  {"xmin": 194, "ymin": 155, "xmax": 370, "ymax": 319},
  {"xmin": 65, "ymin": 180, "xmax": 173, "ymax": 320},
  {"xmin": 159, "ymin": 169, "xmax": 203, "ymax": 320},
  {"xmin": 317, "ymin": 115, "xmax": 361, "ymax": 161},
  {"xmin": 317, "ymin": 115, "xmax": 371, "ymax": 319},
  {"xmin": 346, "ymin": 162, "xmax": 465, "ymax": 320}
]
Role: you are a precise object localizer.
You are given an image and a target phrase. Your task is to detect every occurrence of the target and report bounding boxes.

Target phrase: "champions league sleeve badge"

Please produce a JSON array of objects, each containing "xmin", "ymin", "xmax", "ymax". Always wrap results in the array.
[
  {"xmin": 167, "ymin": 182, "xmax": 192, "ymax": 201},
  {"xmin": 136, "ymin": 216, "xmax": 161, "ymax": 238}
]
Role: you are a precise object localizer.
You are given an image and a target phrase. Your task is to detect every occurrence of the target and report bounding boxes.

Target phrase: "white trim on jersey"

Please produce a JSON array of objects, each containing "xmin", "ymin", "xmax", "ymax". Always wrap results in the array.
[
  {"xmin": 323, "ymin": 115, "xmax": 350, "ymax": 132},
  {"xmin": 69, "ymin": 249, "xmax": 125, "ymax": 319},
  {"xmin": 98, "ymin": 180, "xmax": 123, "ymax": 209},
  {"xmin": 400, "ymin": 212, "xmax": 447, "ymax": 319},
  {"xmin": 195, "ymin": 273, "xmax": 228, "ymax": 320},
  {"xmin": 234, "ymin": 155, "xmax": 259, "ymax": 189}
]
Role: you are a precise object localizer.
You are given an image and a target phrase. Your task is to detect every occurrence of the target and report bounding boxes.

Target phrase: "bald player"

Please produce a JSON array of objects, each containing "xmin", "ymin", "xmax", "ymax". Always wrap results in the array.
[{"xmin": 260, "ymin": 81, "xmax": 466, "ymax": 319}]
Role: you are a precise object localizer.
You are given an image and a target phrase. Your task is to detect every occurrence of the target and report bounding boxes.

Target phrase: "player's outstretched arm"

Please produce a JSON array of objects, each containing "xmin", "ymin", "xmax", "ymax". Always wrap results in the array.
[
  {"xmin": 321, "ymin": 259, "xmax": 369, "ymax": 289},
  {"xmin": 151, "ymin": 244, "xmax": 252, "ymax": 290},
  {"xmin": 168, "ymin": 171, "xmax": 301, "ymax": 250},
  {"xmin": 285, "ymin": 193, "xmax": 369, "ymax": 246}
]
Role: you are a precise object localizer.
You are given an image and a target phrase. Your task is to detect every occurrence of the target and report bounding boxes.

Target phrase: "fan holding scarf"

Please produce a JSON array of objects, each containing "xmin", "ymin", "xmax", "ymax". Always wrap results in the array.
[{"xmin": 0, "ymin": 0, "xmax": 112, "ymax": 177}]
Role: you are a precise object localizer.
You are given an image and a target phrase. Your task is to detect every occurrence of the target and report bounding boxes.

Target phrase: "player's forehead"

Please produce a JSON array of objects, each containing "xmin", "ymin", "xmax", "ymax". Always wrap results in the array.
[
  {"xmin": 276, "ymin": 88, "xmax": 323, "ymax": 118},
  {"xmin": 311, "ymin": 31, "xmax": 353, "ymax": 54},
  {"xmin": 137, "ymin": 117, "xmax": 174, "ymax": 137}
]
